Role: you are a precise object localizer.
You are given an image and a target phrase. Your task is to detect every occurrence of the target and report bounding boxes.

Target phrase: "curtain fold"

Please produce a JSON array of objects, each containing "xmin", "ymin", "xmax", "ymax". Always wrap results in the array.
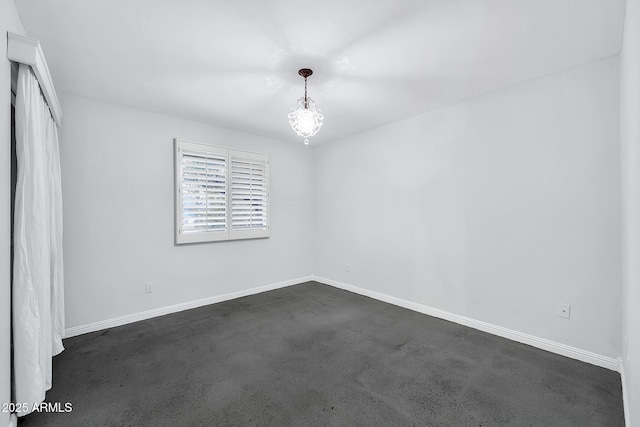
[{"xmin": 13, "ymin": 63, "xmax": 64, "ymax": 416}]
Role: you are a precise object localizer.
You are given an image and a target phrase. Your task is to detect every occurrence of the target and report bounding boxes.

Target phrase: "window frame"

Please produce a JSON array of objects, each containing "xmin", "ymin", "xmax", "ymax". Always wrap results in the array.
[{"xmin": 174, "ymin": 138, "xmax": 270, "ymax": 244}]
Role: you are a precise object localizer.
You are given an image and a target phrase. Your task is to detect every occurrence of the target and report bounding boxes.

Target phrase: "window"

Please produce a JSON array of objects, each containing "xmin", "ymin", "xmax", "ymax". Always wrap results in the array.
[{"xmin": 174, "ymin": 139, "xmax": 269, "ymax": 244}]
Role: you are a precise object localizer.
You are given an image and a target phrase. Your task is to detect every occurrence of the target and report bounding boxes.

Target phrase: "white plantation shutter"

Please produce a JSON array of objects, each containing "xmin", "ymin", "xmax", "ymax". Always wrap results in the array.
[
  {"xmin": 175, "ymin": 139, "xmax": 269, "ymax": 244},
  {"xmin": 230, "ymin": 150, "xmax": 269, "ymax": 239}
]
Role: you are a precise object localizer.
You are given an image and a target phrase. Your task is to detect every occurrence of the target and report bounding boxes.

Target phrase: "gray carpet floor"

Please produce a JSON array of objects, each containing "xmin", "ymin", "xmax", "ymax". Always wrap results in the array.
[{"xmin": 19, "ymin": 281, "xmax": 624, "ymax": 426}]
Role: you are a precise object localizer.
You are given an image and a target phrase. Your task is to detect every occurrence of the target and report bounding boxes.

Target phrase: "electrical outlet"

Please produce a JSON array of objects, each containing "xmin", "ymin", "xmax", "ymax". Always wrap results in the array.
[
  {"xmin": 558, "ymin": 303, "xmax": 570, "ymax": 319},
  {"xmin": 346, "ymin": 263, "xmax": 350, "ymax": 272},
  {"xmin": 145, "ymin": 282, "xmax": 153, "ymax": 293}
]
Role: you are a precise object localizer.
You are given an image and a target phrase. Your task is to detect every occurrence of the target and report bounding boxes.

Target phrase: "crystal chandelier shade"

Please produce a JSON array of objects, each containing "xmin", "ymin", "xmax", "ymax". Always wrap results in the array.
[{"xmin": 288, "ymin": 69, "xmax": 323, "ymax": 145}]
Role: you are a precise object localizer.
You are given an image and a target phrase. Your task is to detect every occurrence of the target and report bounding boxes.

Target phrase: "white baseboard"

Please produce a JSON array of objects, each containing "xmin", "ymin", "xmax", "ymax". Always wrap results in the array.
[
  {"xmin": 64, "ymin": 276, "xmax": 314, "ymax": 338},
  {"xmin": 313, "ymin": 276, "xmax": 619, "ymax": 372},
  {"xmin": 618, "ymin": 357, "xmax": 631, "ymax": 427}
]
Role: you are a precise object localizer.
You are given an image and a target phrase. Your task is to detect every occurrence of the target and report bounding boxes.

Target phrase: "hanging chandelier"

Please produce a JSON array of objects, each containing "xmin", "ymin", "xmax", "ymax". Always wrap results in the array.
[{"xmin": 288, "ymin": 68, "xmax": 323, "ymax": 145}]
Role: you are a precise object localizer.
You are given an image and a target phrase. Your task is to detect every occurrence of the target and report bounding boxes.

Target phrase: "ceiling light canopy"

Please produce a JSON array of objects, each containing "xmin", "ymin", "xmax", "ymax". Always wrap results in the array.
[{"xmin": 288, "ymin": 68, "xmax": 323, "ymax": 145}]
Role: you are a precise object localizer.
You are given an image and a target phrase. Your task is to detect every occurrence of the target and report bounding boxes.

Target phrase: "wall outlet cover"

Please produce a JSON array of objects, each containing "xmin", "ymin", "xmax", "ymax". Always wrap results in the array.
[{"xmin": 558, "ymin": 303, "xmax": 571, "ymax": 319}]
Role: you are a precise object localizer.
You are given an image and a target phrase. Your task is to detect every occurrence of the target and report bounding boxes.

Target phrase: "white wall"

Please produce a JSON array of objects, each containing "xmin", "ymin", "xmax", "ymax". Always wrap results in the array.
[
  {"xmin": 1, "ymin": 1, "xmax": 25, "ymax": 425},
  {"xmin": 315, "ymin": 57, "xmax": 621, "ymax": 359},
  {"xmin": 621, "ymin": 0, "xmax": 640, "ymax": 423},
  {"xmin": 58, "ymin": 93, "xmax": 314, "ymax": 329}
]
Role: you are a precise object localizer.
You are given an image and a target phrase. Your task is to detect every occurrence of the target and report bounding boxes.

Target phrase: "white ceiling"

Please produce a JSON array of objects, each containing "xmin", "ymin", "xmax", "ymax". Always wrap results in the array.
[{"xmin": 15, "ymin": 0, "xmax": 625, "ymax": 145}]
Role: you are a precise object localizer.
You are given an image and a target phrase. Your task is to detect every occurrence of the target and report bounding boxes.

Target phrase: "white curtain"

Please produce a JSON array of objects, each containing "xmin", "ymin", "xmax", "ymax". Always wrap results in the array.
[{"xmin": 13, "ymin": 63, "xmax": 64, "ymax": 416}]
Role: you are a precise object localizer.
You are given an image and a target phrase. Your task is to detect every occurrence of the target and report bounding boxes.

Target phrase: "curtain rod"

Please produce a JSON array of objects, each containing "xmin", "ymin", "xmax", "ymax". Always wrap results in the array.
[{"xmin": 6, "ymin": 32, "xmax": 62, "ymax": 127}]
